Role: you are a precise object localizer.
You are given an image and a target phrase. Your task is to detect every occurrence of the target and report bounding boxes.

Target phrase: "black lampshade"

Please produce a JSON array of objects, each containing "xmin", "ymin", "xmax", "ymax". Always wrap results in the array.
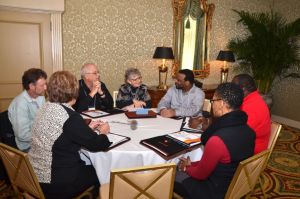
[
  {"xmin": 153, "ymin": 47, "xmax": 174, "ymax": 59},
  {"xmin": 216, "ymin": 50, "xmax": 235, "ymax": 62}
]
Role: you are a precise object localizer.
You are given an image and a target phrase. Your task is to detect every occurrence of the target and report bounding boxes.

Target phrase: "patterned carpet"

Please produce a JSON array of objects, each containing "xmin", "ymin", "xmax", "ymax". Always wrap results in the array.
[
  {"xmin": 1, "ymin": 125, "xmax": 300, "ymax": 198},
  {"xmin": 250, "ymin": 125, "xmax": 300, "ymax": 198}
]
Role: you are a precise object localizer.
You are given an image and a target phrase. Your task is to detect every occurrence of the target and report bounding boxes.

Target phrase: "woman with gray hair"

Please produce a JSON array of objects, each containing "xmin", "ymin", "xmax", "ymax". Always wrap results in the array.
[{"xmin": 116, "ymin": 68, "xmax": 151, "ymax": 110}]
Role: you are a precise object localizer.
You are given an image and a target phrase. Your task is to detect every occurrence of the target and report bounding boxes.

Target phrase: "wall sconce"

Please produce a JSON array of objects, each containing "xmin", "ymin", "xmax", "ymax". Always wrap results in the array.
[
  {"xmin": 153, "ymin": 47, "xmax": 174, "ymax": 90},
  {"xmin": 216, "ymin": 50, "xmax": 235, "ymax": 83}
]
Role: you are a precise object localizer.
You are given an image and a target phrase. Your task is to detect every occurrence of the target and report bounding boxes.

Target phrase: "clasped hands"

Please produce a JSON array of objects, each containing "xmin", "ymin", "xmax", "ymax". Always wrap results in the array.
[
  {"xmin": 178, "ymin": 156, "xmax": 191, "ymax": 172},
  {"xmin": 188, "ymin": 116, "xmax": 211, "ymax": 131},
  {"xmin": 122, "ymin": 99, "xmax": 146, "ymax": 111},
  {"xmin": 88, "ymin": 120, "xmax": 110, "ymax": 135},
  {"xmin": 90, "ymin": 80, "xmax": 104, "ymax": 97}
]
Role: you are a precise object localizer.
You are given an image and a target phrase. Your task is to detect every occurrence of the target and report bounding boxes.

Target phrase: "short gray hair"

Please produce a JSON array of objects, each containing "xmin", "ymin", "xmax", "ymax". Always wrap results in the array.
[
  {"xmin": 125, "ymin": 68, "xmax": 141, "ymax": 82},
  {"xmin": 81, "ymin": 63, "xmax": 96, "ymax": 78}
]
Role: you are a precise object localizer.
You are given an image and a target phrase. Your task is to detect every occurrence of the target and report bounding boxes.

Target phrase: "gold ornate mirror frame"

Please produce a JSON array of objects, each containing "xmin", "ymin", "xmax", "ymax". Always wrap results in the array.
[{"xmin": 172, "ymin": 0, "xmax": 215, "ymax": 78}]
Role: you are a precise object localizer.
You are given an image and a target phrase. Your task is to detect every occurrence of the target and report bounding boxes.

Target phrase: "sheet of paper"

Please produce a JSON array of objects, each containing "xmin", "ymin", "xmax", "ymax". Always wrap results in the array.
[
  {"xmin": 83, "ymin": 110, "xmax": 109, "ymax": 118},
  {"xmin": 107, "ymin": 133, "xmax": 128, "ymax": 147},
  {"xmin": 168, "ymin": 131, "xmax": 201, "ymax": 146}
]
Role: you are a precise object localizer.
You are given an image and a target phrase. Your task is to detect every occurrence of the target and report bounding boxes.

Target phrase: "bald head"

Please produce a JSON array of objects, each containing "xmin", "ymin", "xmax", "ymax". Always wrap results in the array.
[
  {"xmin": 81, "ymin": 63, "xmax": 100, "ymax": 86},
  {"xmin": 232, "ymin": 74, "xmax": 257, "ymax": 97},
  {"xmin": 81, "ymin": 63, "xmax": 97, "ymax": 78}
]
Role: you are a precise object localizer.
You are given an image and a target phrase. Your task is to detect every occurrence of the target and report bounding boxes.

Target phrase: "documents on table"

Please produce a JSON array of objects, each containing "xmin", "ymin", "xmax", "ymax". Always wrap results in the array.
[
  {"xmin": 106, "ymin": 133, "xmax": 130, "ymax": 150},
  {"xmin": 81, "ymin": 110, "xmax": 109, "ymax": 118},
  {"xmin": 125, "ymin": 110, "xmax": 157, "ymax": 119},
  {"xmin": 168, "ymin": 131, "xmax": 201, "ymax": 146},
  {"xmin": 140, "ymin": 131, "xmax": 201, "ymax": 160}
]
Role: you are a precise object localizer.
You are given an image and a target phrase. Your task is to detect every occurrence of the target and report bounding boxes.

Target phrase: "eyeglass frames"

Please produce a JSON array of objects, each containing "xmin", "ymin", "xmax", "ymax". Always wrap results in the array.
[
  {"xmin": 130, "ymin": 76, "xmax": 142, "ymax": 82},
  {"xmin": 210, "ymin": 98, "xmax": 222, "ymax": 104},
  {"xmin": 85, "ymin": 71, "xmax": 99, "ymax": 75}
]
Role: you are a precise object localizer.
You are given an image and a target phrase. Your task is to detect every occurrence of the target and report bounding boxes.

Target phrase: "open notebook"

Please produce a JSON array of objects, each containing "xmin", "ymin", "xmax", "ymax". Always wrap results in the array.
[{"xmin": 106, "ymin": 133, "xmax": 130, "ymax": 150}]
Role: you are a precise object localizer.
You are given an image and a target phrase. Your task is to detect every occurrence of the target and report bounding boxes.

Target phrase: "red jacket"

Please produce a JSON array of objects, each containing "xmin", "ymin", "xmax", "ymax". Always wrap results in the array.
[{"xmin": 241, "ymin": 91, "xmax": 271, "ymax": 154}]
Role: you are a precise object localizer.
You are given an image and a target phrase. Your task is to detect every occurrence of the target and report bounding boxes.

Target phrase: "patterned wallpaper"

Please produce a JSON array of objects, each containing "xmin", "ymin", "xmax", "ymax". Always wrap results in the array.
[
  {"xmin": 62, "ymin": 0, "xmax": 300, "ymax": 121},
  {"xmin": 63, "ymin": 0, "xmax": 173, "ymax": 93}
]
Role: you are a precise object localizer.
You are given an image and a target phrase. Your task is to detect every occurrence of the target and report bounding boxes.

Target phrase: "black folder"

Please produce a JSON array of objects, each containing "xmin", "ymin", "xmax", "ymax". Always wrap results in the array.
[
  {"xmin": 140, "ymin": 134, "xmax": 201, "ymax": 160},
  {"xmin": 125, "ymin": 110, "xmax": 157, "ymax": 119},
  {"xmin": 105, "ymin": 133, "xmax": 130, "ymax": 151}
]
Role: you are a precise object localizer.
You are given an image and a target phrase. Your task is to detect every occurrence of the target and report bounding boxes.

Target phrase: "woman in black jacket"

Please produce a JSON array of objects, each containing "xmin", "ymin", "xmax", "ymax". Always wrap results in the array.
[{"xmin": 29, "ymin": 71, "xmax": 111, "ymax": 199}]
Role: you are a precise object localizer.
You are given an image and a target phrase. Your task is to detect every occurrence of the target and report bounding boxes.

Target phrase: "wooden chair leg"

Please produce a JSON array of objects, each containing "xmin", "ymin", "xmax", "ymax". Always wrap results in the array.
[
  {"xmin": 173, "ymin": 192, "xmax": 184, "ymax": 199},
  {"xmin": 73, "ymin": 185, "xmax": 94, "ymax": 199},
  {"xmin": 258, "ymin": 175, "xmax": 267, "ymax": 199}
]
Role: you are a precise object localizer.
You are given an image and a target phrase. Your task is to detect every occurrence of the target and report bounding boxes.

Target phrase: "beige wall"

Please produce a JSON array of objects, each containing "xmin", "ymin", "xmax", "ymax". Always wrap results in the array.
[
  {"xmin": 62, "ymin": 0, "xmax": 300, "ymax": 121},
  {"xmin": 63, "ymin": 0, "xmax": 173, "ymax": 93},
  {"xmin": 0, "ymin": 0, "xmax": 64, "ymax": 12}
]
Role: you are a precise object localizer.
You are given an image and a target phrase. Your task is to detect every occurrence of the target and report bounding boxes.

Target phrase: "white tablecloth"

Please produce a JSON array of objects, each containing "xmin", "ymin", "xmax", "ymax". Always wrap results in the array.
[{"xmin": 84, "ymin": 112, "xmax": 203, "ymax": 184}]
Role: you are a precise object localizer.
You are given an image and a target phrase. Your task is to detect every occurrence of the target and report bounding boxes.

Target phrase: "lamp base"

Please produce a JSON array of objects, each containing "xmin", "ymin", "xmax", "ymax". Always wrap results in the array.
[
  {"xmin": 157, "ymin": 65, "xmax": 168, "ymax": 90},
  {"xmin": 220, "ymin": 68, "xmax": 229, "ymax": 83},
  {"xmin": 157, "ymin": 84, "xmax": 168, "ymax": 90}
]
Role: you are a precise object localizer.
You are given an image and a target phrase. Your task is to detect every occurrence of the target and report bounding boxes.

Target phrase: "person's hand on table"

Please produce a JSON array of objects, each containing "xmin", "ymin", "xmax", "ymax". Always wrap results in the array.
[
  {"xmin": 97, "ymin": 121, "xmax": 110, "ymax": 135},
  {"xmin": 188, "ymin": 116, "xmax": 204, "ymax": 129},
  {"xmin": 178, "ymin": 156, "xmax": 191, "ymax": 172},
  {"xmin": 133, "ymin": 99, "xmax": 146, "ymax": 108},
  {"xmin": 202, "ymin": 117, "xmax": 212, "ymax": 131},
  {"xmin": 160, "ymin": 108, "xmax": 176, "ymax": 118},
  {"xmin": 88, "ymin": 120, "xmax": 101, "ymax": 130}
]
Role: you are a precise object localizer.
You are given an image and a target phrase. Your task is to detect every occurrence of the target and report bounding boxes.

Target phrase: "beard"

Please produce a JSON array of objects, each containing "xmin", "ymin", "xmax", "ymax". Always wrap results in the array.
[{"xmin": 175, "ymin": 83, "xmax": 183, "ymax": 89}]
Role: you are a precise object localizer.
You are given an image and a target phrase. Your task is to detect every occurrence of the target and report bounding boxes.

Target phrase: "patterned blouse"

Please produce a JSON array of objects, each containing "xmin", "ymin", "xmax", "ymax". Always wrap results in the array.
[
  {"xmin": 116, "ymin": 84, "xmax": 151, "ymax": 109},
  {"xmin": 28, "ymin": 102, "xmax": 110, "ymax": 183}
]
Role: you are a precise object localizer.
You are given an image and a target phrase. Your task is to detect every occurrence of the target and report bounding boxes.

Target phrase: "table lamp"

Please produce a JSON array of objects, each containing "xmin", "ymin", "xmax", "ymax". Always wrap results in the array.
[
  {"xmin": 153, "ymin": 47, "xmax": 174, "ymax": 90},
  {"xmin": 216, "ymin": 50, "xmax": 235, "ymax": 83}
]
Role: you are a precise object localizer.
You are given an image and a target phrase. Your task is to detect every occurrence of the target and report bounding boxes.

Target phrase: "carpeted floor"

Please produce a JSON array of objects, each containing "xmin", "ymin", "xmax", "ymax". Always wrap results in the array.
[
  {"xmin": 1, "ymin": 125, "xmax": 300, "ymax": 198},
  {"xmin": 250, "ymin": 125, "xmax": 300, "ymax": 198}
]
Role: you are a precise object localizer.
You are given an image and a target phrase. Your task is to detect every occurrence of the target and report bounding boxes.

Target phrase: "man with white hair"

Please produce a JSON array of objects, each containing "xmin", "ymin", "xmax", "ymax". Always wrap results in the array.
[{"xmin": 73, "ymin": 63, "xmax": 113, "ymax": 112}]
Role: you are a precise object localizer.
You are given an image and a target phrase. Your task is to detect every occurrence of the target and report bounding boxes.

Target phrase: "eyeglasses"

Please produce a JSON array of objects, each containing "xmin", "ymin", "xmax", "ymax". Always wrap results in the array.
[
  {"xmin": 130, "ymin": 77, "xmax": 142, "ymax": 82},
  {"xmin": 86, "ymin": 71, "xmax": 99, "ymax": 75},
  {"xmin": 210, "ymin": 98, "xmax": 222, "ymax": 104}
]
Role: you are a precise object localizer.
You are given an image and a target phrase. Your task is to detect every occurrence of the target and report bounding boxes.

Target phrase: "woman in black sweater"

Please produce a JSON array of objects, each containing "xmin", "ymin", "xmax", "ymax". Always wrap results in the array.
[{"xmin": 29, "ymin": 71, "xmax": 111, "ymax": 199}]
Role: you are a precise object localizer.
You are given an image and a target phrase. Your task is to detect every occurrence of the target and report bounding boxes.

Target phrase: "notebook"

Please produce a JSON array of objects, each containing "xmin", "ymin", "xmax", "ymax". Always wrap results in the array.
[
  {"xmin": 81, "ymin": 110, "xmax": 109, "ymax": 118},
  {"xmin": 140, "ymin": 131, "xmax": 201, "ymax": 160},
  {"xmin": 106, "ymin": 133, "xmax": 130, "ymax": 151},
  {"xmin": 125, "ymin": 110, "xmax": 157, "ymax": 119}
]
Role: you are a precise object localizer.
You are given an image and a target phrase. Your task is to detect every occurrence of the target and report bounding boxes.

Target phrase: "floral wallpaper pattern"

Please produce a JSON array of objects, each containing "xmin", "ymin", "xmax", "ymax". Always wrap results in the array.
[
  {"xmin": 63, "ymin": 0, "xmax": 173, "ymax": 93},
  {"xmin": 63, "ymin": 0, "xmax": 300, "ymax": 121}
]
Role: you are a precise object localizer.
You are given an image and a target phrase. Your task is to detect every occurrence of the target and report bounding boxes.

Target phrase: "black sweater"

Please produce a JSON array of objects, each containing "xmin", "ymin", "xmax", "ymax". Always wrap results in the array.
[{"xmin": 73, "ymin": 79, "xmax": 113, "ymax": 112}]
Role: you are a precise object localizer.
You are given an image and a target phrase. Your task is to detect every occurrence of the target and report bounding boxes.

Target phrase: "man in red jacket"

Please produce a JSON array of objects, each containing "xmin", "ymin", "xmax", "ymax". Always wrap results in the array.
[
  {"xmin": 232, "ymin": 74, "xmax": 271, "ymax": 154},
  {"xmin": 190, "ymin": 74, "xmax": 271, "ymax": 154}
]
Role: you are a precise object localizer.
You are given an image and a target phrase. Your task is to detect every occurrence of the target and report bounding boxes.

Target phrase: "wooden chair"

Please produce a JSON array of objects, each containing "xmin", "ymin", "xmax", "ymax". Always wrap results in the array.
[
  {"xmin": 100, "ymin": 163, "xmax": 176, "ymax": 199},
  {"xmin": 202, "ymin": 98, "xmax": 212, "ymax": 113},
  {"xmin": 224, "ymin": 149, "xmax": 270, "ymax": 199},
  {"xmin": 113, "ymin": 91, "xmax": 119, "ymax": 108},
  {"xmin": 0, "ymin": 143, "xmax": 94, "ymax": 199},
  {"xmin": 257, "ymin": 121, "xmax": 282, "ymax": 198},
  {"xmin": 201, "ymin": 98, "xmax": 212, "ymax": 118},
  {"xmin": 266, "ymin": 121, "xmax": 282, "ymax": 165}
]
